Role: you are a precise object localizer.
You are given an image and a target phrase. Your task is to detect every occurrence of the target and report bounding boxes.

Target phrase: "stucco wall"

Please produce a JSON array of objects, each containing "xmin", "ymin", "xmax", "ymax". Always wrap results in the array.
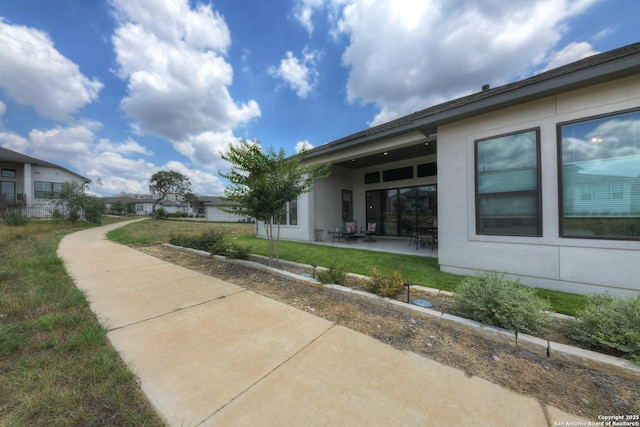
[
  {"xmin": 437, "ymin": 74, "xmax": 640, "ymax": 295},
  {"xmin": 205, "ymin": 206, "xmax": 249, "ymax": 222},
  {"xmin": 255, "ymin": 190, "xmax": 314, "ymax": 241}
]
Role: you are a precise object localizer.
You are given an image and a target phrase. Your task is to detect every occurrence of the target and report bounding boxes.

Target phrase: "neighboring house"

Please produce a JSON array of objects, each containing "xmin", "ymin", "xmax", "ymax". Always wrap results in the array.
[
  {"xmin": 104, "ymin": 195, "xmax": 250, "ymax": 222},
  {"xmin": 199, "ymin": 196, "xmax": 252, "ymax": 222},
  {"xmin": 261, "ymin": 42, "xmax": 640, "ymax": 296},
  {"xmin": 0, "ymin": 147, "xmax": 91, "ymax": 218},
  {"xmin": 104, "ymin": 196, "xmax": 182, "ymax": 216}
]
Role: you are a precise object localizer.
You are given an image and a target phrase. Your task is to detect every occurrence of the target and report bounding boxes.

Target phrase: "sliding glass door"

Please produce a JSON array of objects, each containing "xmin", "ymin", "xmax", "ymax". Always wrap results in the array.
[{"xmin": 366, "ymin": 185, "xmax": 437, "ymax": 236}]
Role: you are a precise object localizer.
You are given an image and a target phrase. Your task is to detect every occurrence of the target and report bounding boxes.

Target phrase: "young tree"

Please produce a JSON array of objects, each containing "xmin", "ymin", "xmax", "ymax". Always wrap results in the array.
[
  {"xmin": 55, "ymin": 181, "xmax": 105, "ymax": 224},
  {"xmin": 148, "ymin": 170, "xmax": 191, "ymax": 220},
  {"xmin": 220, "ymin": 139, "xmax": 330, "ymax": 266}
]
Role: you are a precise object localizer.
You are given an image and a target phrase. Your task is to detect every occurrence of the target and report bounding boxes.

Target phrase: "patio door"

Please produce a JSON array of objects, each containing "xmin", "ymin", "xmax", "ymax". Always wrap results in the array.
[{"xmin": 366, "ymin": 185, "xmax": 437, "ymax": 236}]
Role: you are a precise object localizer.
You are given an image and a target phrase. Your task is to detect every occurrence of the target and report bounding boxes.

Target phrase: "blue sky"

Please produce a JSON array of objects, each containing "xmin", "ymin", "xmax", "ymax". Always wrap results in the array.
[{"xmin": 0, "ymin": 0, "xmax": 639, "ymax": 197}]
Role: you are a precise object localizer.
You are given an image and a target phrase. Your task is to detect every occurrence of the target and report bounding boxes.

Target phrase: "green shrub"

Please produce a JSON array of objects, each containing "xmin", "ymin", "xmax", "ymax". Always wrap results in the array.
[
  {"xmin": 454, "ymin": 271, "xmax": 551, "ymax": 334},
  {"xmin": 227, "ymin": 243, "xmax": 251, "ymax": 259},
  {"xmin": 169, "ymin": 229, "xmax": 228, "ymax": 255},
  {"xmin": 5, "ymin": 211, "xmax": 28, "ymax": 226},
  {"xmin": 155, "ymin": 207, "xmax": 167, "ymax": 219},
  {"xmin": 365, "ymin": 267, "xmax": 405, "ymax": 298},
  {"xmin": 569, "ymin": 293, "xmax": 640, "ymax": 362},
  {"xmin": 169, "ymin": 233, "xmax": 198, "ymax": 249},
  {"xmin": 198, "ymin": 229, "xmax": 227, "ymax": 254},
  {"xmin": 317, "ymin": 260, "xmax": 346, "ymax": 285}
]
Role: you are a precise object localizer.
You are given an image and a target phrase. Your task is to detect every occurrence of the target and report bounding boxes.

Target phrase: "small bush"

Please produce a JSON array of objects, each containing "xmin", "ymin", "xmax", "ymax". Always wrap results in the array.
[
  {"xmin": 569, "ymin": 293, "xmax": 640, "ymax": 362},
  {"xmin": 317, "ymin": 260, "xmax": 346, "ymax": 285},
  {"xmin": 5, "ymin": 211, "xmax": 28, "ymax": 226},
  {"xmin": 226, "ymin": 243, "xmax": 251, "ymax": 260},
  {"xmin": 169, "ymin": 233, "xmax": 199, "ymax": 249},
  {"xmin": 454, "ymin": 271, "xmax": 551, "ymax": 334},
  {"xmin": 365, "ymin": 267, "xmax": 405, "ymax": 298},
  {"xmin": 198, "ymin": 229, "xmax": 227, "ymax": 254},
  {"xmin": 169, "ymin": 229, "xmax": 229, "ymax": 255}
]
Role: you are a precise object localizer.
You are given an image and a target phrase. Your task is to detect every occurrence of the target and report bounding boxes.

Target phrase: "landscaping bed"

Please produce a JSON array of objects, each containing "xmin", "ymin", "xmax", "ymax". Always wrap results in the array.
[{"xmin": 137, "ymin": 243, "xmax": 639, "ymax": 421}]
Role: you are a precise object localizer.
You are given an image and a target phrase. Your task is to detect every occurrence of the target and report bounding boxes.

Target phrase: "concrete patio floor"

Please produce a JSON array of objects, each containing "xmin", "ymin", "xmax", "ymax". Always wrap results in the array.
[{"xmin": 312, "ymin": 235, "xmax": 438, "ymax": 257}]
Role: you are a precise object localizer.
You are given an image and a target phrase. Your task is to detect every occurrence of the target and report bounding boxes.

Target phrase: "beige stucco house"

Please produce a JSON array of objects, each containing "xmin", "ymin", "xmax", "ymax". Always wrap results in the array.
[
  {"xmin": 259, "ymin": 42, "xmax": 640, "ymax": 296},
  {"xmin": 0, "ymin": 147, "xmax": 90, "ymax": 218}
]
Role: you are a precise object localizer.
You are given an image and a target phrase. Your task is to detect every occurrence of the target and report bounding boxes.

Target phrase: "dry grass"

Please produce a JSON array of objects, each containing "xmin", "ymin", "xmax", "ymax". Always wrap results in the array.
[{"xmin": 0, "ymin": 218, "xmax": 164, "ymax": 426}]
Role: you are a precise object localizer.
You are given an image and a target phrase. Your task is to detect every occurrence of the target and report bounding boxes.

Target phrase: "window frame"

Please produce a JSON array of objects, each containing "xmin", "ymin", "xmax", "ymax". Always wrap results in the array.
[
  {"xmin": 1, "ymin": 168, "xmax": 16, "ymax": 178},
  {"xmin": 475, "ymin": 127, "xmax": 542, "ymax": 237},
  {"xmin": 557, "ymin": 107, "xmax": 640, "ymax": 241},
  {"xmin": 34, "ymin": 181, "xmax": 63, "ymax": 199}
]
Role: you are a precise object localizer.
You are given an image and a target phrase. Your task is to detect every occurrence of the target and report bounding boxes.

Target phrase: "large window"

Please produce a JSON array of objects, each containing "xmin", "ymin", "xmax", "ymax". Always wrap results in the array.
[
  {"xmin": 1, "ymin": 181, "xmax": 16, "ymax": 201},
  {"xmin": 34, "ymin": 181, "xmax": 63, "ymax": 199},
  {"xmin": 558, "ymin": 109, "xmax": 640, "ymax": 239},
  {"xmin": 277, "ymin": 200, "xmax": 298, "ymax": 226},
  {"xmin": 476, "ymin": 129, "xmax": 541, "ymax": 236}
]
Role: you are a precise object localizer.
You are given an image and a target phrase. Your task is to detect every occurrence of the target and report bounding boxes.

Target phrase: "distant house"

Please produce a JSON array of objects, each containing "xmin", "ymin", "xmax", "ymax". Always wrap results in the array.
[
  {"xmin": 260, "ymin": 42, "xmax": 640, "ymax": 296},
  {"xmin": 104, "ymin": 196, "xmax": 181, "ymax": 216},
  {"xmin": 0, "ymin": 147, "xmax": 90, "ymax": 217},
  {"xmin": 199, "ymin": 196, "xmax": 251, "ymax": 222},
  {"xmin": 104, "ymin": 195, "xmax": 250, "ymax": 222}
]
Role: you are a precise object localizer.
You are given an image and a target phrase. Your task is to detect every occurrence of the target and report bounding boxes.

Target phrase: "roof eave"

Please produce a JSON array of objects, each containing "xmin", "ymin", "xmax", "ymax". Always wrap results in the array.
[{"xmin": 303, "ymin": 46, "xmax": 640, "ymax": 162}]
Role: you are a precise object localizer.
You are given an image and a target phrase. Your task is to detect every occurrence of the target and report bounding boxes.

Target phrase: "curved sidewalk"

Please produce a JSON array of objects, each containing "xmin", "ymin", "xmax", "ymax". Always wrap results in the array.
[{"xmin": 58, "ymin": 220, "xmax": 586, "ymax": 427}]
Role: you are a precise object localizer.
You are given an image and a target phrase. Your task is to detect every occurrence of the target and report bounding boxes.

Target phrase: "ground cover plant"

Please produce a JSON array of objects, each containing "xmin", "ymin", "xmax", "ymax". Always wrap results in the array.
[
  {"xmin": 0, "ymin": 218, "xmax": 163, "ymax": 426},
  {"xmin": 454, "ymin": 272, "xmax": 552, "ymax": 335},
  {"xmin": 569, "ymin": 292, "xmax": 640, "ymax": 362}
]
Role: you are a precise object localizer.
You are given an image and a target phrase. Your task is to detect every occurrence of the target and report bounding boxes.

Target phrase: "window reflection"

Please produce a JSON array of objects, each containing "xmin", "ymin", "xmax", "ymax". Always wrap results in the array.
[{"xmin": 560, "ymin": 109, "xmax": 640, "ymax": 239}]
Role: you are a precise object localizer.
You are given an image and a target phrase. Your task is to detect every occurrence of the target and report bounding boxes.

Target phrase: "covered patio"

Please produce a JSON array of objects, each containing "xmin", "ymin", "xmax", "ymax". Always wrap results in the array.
[{"xmin": 311, "ymin": 235, "xmax": 438, "ymax": 257}]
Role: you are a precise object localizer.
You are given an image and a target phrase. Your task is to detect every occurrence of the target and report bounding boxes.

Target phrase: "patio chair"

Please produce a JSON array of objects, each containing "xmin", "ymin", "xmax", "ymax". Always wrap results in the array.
[
  {"xmin": 343, "ymin": 221, "xmax": 357, "ymax": 241},
  {"xmin": 364, "ymin": 222, "xmax": 377, "ymax": 242}
]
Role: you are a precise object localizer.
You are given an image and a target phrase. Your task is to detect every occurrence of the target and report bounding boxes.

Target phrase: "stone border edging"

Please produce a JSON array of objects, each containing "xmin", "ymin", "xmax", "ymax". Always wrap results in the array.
[{"xmin": 164, "ymin": 245, "xmax": 640, "ymax": 381}]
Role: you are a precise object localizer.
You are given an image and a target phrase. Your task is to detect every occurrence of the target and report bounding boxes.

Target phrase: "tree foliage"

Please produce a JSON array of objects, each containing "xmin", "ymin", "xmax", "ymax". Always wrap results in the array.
[
  {"xmin": 219, "ymin": 139, "xmax": 330, "ymax": 265},
  {"xmin": 148, "ymin": 170, "xmax": 191, "ymax": 220},
  {"xmin": 55, "ymin": 181, "xmax": 105, "ymax": 224}
]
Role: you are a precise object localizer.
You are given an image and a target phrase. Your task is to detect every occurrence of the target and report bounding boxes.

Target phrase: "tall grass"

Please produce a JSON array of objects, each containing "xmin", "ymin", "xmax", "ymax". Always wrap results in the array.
[{"xmin": 0, "ymin": 218, "xmax": 163, "ymax": 426}]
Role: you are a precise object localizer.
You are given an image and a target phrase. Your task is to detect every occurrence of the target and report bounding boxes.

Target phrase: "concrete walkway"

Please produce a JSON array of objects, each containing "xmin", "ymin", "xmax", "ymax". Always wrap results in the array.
[{"xmin": 58, "ymin": 221, "xmax": 588, "ymax": 427}]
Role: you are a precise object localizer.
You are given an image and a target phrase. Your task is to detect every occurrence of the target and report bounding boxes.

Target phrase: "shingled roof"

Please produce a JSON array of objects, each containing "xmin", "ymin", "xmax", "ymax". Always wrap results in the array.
[
  {"xmin": 305, "ymin": 41, "xmax": 640, "ymax": 159},
  {"xmin": 0, "ymin": 146, "xmax": 91, "ymax": 182}
]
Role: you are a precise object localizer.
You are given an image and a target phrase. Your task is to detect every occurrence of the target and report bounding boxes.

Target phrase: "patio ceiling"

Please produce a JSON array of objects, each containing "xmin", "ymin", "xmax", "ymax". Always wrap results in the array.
[{"xmin": 334, "ymin": 140, "xmax": 437, "ymax": 169}]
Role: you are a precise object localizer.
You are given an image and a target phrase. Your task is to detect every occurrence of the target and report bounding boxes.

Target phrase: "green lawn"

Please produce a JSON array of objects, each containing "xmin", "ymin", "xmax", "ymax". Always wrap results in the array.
[
  {"xmin": 108, "ymin": 220, "xmax": 587, "ymax": 315},
  {"xmin": 0, "ymin": 217, "xmax": 164, "ymax": 426}
]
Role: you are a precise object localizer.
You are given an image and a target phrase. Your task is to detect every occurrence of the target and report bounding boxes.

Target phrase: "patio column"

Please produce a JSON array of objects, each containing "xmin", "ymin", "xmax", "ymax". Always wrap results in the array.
[{"xmin": 22, "ymin": 162, "xmax": 33, "ymax": 202}]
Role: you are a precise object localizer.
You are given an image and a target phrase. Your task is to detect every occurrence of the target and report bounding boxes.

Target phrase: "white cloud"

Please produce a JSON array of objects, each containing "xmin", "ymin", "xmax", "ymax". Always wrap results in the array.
[
  {"xmin": 295, "ymin": 140, "xmax": 314, "ymax": 153},
  {"xmin": 325, "ymin": 0, "xmax": 598, "ymax": 126},
  {"xmin": 28, "ymin": 122, "xmax": 100, "ymax": 161},
  {"xmin": 162, "ymin": 160, "xmax": 226, "ymax": 195},
  {"xmin": 110, "ymin": 0, "xmax": 261, "ymax": 167},
  {"xmin": 0, "ymin": 18, "xmax": 102, "ymax": 121},
  {"xmin": 96, "ymin": 137, "xmax": 153, "ymax": 156},
  {"xmin": 0, "ymin": 131, "xmax": 29, "ymax": 152},
  {"xmin": 173, "ymin": 130, "xmax": 241, "ymax": 171},
  {"xmin": 0, "ymin": 100, "xmax": 5, "ymax": 128},
  {"xmin": 270, "ymin": 48, "xmax": 321, "ymax": 98},
  {"xmin": 293, "ymin": 0, "xmax": 325, "ymax": 35},
  {"xmin": 1, "ymin": 118, "xmax": 225, "ymax": 197},
  {"xmin": 543, "ymin": 42, "xmax": 599, "ymax": 71}
]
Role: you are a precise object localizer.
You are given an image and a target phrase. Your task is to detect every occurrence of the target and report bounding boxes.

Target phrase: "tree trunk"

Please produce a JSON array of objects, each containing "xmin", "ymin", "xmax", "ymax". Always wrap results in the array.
[
  {"xmin": 276, "ymin": 221, "xmax": 281, "ymax": 267},
  {"xmin": 265, "ymin": 219, "xmax": 274, "ymax": 266},
  {"xmin": 151, "ymin": 201, "xmax": 159, "ymax": 221}
]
